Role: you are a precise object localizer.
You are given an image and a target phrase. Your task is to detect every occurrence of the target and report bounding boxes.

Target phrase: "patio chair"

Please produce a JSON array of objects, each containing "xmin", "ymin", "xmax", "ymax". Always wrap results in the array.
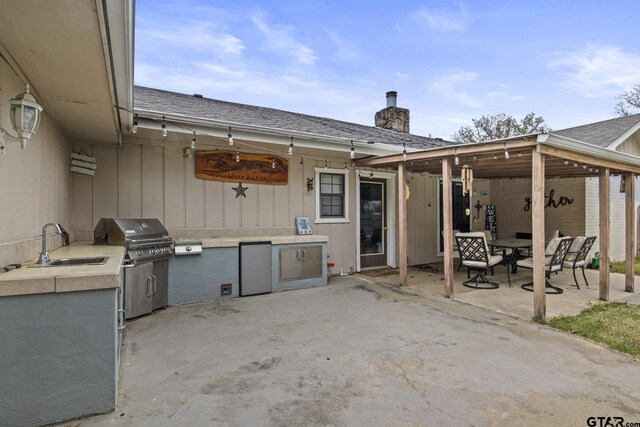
[
  {"xmin": 517, "ymin": 236, "xmax": 574, "ymax": 294},
  {"xmin": 455, "ymin": 232, "xmax": 503, "ymax": 289},
  {"xmin": 563, "ymin": 236, "xmax": 597, "ymax": 289}
]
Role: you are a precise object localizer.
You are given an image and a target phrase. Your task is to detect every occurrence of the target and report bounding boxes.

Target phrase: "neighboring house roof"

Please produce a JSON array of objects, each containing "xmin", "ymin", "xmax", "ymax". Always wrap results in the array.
[
  {"xmin": 553, "ymin": 113, "xmax": 640, "ymax": 149},
  {"xmin": 134, "ymin": 86, "xmax": 453, "ymax": 149}
]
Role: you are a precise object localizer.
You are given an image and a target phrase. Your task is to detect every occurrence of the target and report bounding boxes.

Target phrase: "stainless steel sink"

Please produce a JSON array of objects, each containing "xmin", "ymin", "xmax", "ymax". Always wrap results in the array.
[{"xmin": 29, "ymin": 257, "xmax": 109, "ymax": 267}]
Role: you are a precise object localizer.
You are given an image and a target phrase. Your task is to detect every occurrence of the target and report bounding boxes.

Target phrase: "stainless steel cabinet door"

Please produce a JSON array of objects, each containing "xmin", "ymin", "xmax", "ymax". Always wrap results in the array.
[
  {"xmin": 124, "ymin": 262, "xmax": 153, "ymax": 319},
  {"xmin": 300, "ymin": 246, "xmax": 323, "ymax": 279},
  {"xmin": 279, "ymin": 247, "xmax": 302, "ymax": 280},
  {"xmin": 240, "ymin": 242, "xmax": 272, "ymax": 296},
  {"xmin": 152, "ymin": 259, "xmax": 168, "ymax": 310}
]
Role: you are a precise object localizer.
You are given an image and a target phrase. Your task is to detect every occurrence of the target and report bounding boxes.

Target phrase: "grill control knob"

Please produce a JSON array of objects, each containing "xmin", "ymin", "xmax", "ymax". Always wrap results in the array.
[
  {"xmin": 136, "ymin": 250, "xmax": 143, "ymax": 256},
  {"xmin": 186, "ymin": 246, "xmax": 192, "ymax": 252}
]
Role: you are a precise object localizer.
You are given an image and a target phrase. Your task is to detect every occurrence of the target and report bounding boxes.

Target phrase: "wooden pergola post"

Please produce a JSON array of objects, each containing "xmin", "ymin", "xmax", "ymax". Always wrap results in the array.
[
  {"xmin": 532, "ymin": 150, "xmax": 546, "ymax": 321},
  {"xmin": 398, "ymin": 163, "xmax": 408, "ymax": 285},
  {"xmin": 442, "ymin": 157, "xmax": 454, "ymax": 297},
  {"xmin": 625, "ymin": 172, "xmax": 635, "ymax": 293},
  {"xmin": 599, "ymin": 168, "xmax": 610, "ymax": 301}
]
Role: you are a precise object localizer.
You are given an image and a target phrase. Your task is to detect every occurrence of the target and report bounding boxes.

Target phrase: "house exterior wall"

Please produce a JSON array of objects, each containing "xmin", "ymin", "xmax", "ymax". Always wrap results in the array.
[
  {"xmin": 71, "ymin": 137, "xmax": 359, "ymax": 274},
  {"xmin": 490, "ymin": 177, "xmax": 586, "ymax": 240},
  {"xmin": 617, "ymin": 133, "xmax": 640, "ymax": 156},
  {"xmin": 0, "ymin": 61, "xmax": 71, "ymax": 267}
]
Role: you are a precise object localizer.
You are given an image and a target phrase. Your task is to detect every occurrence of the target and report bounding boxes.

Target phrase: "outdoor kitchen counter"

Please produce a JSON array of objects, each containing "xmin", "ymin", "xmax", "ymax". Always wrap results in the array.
[
  {"xmin": 0, "ymin": 242, "xmax": 125, "ymax": 297},
  {"xmin": 174, "ymin": 234, "xmax": 329, "ymax": 248}
]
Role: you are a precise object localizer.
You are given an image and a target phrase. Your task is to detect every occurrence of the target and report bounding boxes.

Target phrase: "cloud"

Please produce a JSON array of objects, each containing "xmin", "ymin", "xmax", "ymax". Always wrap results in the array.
[
  {"xmin": 251, "ymin": 14, "xmax": 317, "ymax": 65},
  {"xmin": 429, "ymin": 70, "xmax": 482, "ymax": 107},
  {"xmin": 325, "ymin": 29, "xmax": 359, "ymax": 61},
  {"xmin": 395, "ymin": 72, "xmax": 410, "ymax": 85},
  {"xmin": 138, "ymin": 22, "xmax": 245, "ymax": 55},
  {"xmin": 547, "ymin": 43, "xmax": 640, "ymax": 97},
  {"xmin": 410, "ymin": 4, "xmax": 468, "ymax": 32}
]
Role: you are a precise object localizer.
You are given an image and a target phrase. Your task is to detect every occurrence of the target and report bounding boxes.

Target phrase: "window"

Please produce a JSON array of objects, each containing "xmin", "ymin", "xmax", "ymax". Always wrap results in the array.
[{"xmin": 315, "ymin": 167, "xmax": 350, "ymax": 223}]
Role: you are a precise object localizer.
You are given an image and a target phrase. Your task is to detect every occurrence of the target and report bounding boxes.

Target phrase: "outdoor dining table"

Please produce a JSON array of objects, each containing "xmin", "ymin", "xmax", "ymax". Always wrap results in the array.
[{"xmin": 488, "ymin": 239, "xmax": 533, "ymax": 282}]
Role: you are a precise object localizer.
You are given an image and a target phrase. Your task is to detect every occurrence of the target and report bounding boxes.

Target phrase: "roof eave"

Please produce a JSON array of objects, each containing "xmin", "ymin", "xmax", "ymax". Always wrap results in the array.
[
  {"xmin": 134, "ymin": 109, "xmax": 409, "ymax": 156},
  {"xmin": 539, "ymin": 133, "xmax": 640, "ymax": 170}
]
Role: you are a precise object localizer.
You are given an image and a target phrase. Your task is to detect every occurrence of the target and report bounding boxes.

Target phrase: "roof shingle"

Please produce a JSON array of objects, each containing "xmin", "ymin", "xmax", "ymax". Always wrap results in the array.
[{"xmin": 134, "ymin": 86, "xmax": 453, "ymax": 149}]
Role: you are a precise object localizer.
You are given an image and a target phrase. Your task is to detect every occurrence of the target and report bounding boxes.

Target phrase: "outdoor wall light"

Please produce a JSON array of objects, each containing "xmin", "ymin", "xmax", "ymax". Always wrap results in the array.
[{"xmin": 0, "ymin": 84, "xmax": 43, "ymax": 150}]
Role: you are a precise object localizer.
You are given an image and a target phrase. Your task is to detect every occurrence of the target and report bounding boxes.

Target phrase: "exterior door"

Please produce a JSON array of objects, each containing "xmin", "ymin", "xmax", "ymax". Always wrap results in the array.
[
  {"xmin": 439, "ymin": 181, "xmax": 470, "ymax": 252},
  {"xmin": 360, "ymin": 180, "xmax": 387, "ymax": 268}
]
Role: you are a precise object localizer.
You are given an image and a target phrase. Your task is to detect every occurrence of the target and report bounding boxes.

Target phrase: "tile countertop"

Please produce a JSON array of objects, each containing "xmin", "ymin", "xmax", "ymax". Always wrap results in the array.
[
  {"xmin": 0, "ymin": 242, "xmax": 125, "ymax": 297},
  {"xmin": 174, "ymin": 235, "xmax": 329, "ymax": 248}
]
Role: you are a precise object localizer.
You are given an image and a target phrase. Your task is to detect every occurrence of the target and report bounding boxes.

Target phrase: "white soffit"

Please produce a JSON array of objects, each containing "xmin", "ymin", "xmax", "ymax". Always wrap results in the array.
[{"xmin": 0, "ymin": 0, "xmax": 133, "ymax": 144}]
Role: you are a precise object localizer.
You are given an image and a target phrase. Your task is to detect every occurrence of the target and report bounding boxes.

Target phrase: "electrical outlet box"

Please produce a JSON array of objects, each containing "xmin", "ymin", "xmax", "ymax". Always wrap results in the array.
[{"xmin": 220, "ymin": 283, "xmax": 232, "ymax": 296}]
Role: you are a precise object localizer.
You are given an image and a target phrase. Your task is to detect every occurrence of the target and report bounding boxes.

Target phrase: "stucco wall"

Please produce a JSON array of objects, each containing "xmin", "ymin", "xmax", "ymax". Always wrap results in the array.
[
  {"xmin": 0, "ymin": 289, "xmax": 117, "ymax": 426},
  {"xmin": 0, "ymin": 61, "xmax": 71, "ymax": 267},
  {"xmin": 490, "ymin": 177, "xmax": 586, "ymax": 240},
  {"xmin": 71, "ymin": 136, "xmax": 358, "ymax": 274}
]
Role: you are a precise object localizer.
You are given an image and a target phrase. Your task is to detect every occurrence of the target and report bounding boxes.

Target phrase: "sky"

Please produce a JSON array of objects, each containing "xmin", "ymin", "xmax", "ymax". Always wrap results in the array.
[{"xmin": 135, "ymin": 0, "xmax": 640, "ymax": 140}]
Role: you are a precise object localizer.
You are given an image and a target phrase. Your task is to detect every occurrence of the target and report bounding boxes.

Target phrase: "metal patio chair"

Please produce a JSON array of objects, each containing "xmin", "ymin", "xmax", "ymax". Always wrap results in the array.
[
  {"xmin": 518, "ymin": 237, "xmax": 574, "ymax": 294},
  {"xmin": 563, "ymin": 236, "xmax": 597, "ymax": 289},
  {"xmin": 456, "ymin": 232, "xmax": 503, "ymax": 289}
]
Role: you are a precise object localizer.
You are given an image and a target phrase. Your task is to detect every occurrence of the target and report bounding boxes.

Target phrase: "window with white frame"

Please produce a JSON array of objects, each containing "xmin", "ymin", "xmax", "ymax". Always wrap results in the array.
[{"xmin": 315, "ymin": 167, "xmax": 350, "ymax": 223}]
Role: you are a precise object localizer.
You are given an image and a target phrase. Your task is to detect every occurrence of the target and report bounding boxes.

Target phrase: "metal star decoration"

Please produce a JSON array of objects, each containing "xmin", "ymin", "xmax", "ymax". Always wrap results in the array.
[{"xmin": 232, "ymin": 182, "xmax": 248, "ymax": 198}]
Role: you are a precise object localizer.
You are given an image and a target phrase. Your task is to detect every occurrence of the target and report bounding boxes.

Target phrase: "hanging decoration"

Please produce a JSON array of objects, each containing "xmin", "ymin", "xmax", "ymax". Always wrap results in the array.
[
  {"xmin": 195, "ymin": 150, "xmax": 288, "ymax": 185},
  {"xmin": 232, "ymin": 182, "xmax": 248, "ymax": 198},
  {"xmin": 461, "ymin": 164, "xmax": 473, "ymax": 196},
  {"xmin": 70, "ymin": 149, "xmax": 97, "ymax": 176}
]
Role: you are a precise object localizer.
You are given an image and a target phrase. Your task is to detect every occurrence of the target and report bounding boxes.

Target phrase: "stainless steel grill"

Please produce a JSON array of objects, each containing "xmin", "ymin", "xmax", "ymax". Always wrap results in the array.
[
  {"xmin": 94, "ymin": 218, "xmax": 172, "ymax": 319},
  {"xmin": 94, "ymin": 218, "xmax": 172, "ymax": 262}
]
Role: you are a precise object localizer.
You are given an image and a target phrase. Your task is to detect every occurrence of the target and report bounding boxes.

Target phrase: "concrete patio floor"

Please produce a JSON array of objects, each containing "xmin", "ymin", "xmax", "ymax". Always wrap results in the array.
[
  {"xmin": 67, "ymin": 273, "xmax": 640, "ymax": 427},
  {"xmin": 372, "ymin": 264, "xmax": 640, "ymax": 320}
]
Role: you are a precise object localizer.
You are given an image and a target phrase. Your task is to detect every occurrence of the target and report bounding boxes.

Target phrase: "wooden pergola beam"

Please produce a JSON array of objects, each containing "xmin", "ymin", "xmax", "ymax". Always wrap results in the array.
[
  {"xmin": 538, "ymin": 145, "xmax": 640, "ymax": 175},
  {"xmin": 357, "ymin": 140, "xmax": 537, "ymax": 167},
  {"xmin": 398, "ymin": 163, "xmax": 408, "ymax": 285},
  {"xmin": 599, "ymin": 168, "xmax": 610, "ymax": 301},
  {"xmin": 625, "ymin": 172, "xmax": 635, "ymax": 293},
  {"xmin": 442, "ymin": 157, "xmax": 454, "ymax": 297},
  {"xmin": 532, "ymin": 150, "xmax": 546, "ymax": 321}
]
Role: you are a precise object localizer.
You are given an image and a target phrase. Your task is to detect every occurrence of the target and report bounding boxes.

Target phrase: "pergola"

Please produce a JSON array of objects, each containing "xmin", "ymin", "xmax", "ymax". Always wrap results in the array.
[{"xmin": 357, "ymin": 133, "xmax": 640, "ymax": 320}]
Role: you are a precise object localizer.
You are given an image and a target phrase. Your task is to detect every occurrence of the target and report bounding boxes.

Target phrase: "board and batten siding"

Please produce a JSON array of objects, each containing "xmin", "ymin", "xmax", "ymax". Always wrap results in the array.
[
  {"xmin": 71, "ymin": 140, "xmax": 359, "ymax": 273},
  {"xmin": 0, "ymin": 61, "xmax": 72, "ymax": 267}
]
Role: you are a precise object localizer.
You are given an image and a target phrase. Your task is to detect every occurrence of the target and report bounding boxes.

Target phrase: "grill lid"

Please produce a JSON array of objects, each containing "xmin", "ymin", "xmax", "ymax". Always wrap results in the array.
[{"xmin": 94, "ymin": 218, "xmax": 170, "ymax": 246}]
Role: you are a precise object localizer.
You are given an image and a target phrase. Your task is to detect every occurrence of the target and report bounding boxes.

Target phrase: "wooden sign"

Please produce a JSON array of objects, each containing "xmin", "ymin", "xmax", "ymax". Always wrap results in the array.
[{"xmin": 195, "ymin": 151, "xmax": 288, "ymax": 185}]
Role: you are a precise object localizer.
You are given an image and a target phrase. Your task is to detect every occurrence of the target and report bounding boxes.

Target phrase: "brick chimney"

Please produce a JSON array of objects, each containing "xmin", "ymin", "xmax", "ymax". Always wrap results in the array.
[{"xmin": 375, "ymin": 91, "xmax": 410, "ymax": 133}]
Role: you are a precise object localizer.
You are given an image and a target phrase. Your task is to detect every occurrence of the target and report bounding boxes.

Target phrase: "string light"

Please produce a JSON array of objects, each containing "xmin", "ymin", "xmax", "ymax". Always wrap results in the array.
[
  {"xmin": 589, "ymin": 167, "xmax": 593, "ymax": 172},
  {"xmin": 573, "ymin": 162, "xmax": 578, "ymax": 167},
  {"xmin": 272, "ymin": 157, "xmax": 276, "ymax": 169},
  {"xmin": 402, "ymin": 143, "xmax": 407, "ymax": 162},
  {"xmin": 300, "ymin": 157, "xmax": 304, "ymax": 165},
  {"xmin": 473, "ymin": 155, "xmax": 477, "ymax": 161},
  {"xmin": 493, "ymin": 154, "xmax": 498, "ymax": 160},
  {"xmin": 503, "ymin": 142, "xmax": 509, "ymax": 159},
  {"xmin": 288, "ymin": 137, "xmax": 294, "ymax": 156},
  {"xmin": 454, "ymin": 147, "xmax": 459, "ymax": 165},
  {"xmin": 0, "ymin": 144, "xmax": 5, "ymax": 155},
  {"xmin": 564, "ymin": 160, "xmax": 569, "ymax": 165},
  {"xmin": 324, "ymin": 160, "xmax": 328, "ymax": 171},
  {"xmin": 236, "ymin": 148, "xmax": 240, "ymax": 163},
  {"xmin": 132, "ymin": 114, "xmax": 138, "ymax": 133},
  {"xmin": 344, "ymin": 162, "xmax": 348, "ymax": 171},
  {"xmin": 228, "ymin": 127, "xmax": 234, "ymax": 146},
  {"xmin": 582, "ymin": 164, "xmax": 587, "ymax": 169},
  {"xmin": 161, "ymin": 115, "xmax": 167, "ymax": 138},
  {"xmin": 350, "ymin": 140, "xmax": 355, "ymax": 159},
  {"xmin": 191, "ymin": 131, "xmax": 196, "ymax": 149}
]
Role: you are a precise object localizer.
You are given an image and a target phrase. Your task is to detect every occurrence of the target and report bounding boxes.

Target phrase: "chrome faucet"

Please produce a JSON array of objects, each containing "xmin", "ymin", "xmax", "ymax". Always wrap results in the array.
[{"xmin": 37, "ymin": 223, "xmax": 64, "ymax": 264}]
